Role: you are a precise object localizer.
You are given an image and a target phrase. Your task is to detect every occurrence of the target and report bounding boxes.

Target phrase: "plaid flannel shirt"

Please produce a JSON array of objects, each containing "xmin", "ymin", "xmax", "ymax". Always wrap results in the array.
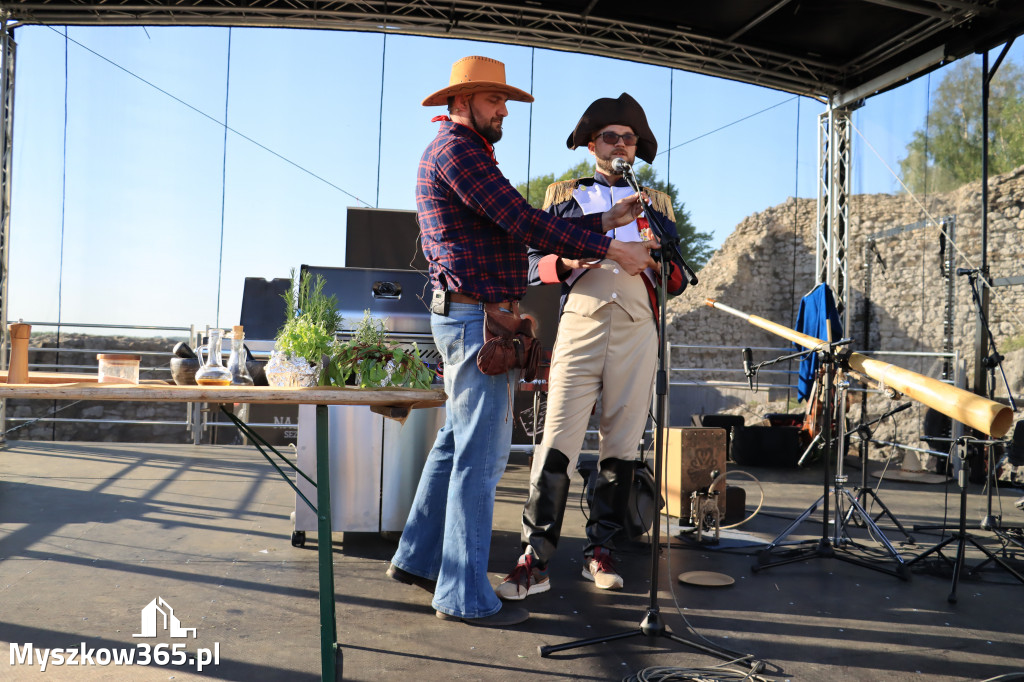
[{"xmin": 417, "ymin": 120, "xmax": 612, "ymax": 302}]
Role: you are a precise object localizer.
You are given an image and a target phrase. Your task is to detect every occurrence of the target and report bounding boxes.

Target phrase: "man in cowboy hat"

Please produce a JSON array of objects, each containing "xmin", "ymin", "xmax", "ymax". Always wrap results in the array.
[
  {"xmin": 497, "ymin": 93, "xmax": 687, "ymax": 601},
  {"xmin": 386, "ymin": 58, "xmax": 659, "ymax": 627}
]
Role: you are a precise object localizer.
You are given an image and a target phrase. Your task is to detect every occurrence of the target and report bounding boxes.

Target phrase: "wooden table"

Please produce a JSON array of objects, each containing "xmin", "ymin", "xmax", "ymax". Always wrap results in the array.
[{"xmin": 0, "ymin": 379, "xmax": 447, "ymax": 681}]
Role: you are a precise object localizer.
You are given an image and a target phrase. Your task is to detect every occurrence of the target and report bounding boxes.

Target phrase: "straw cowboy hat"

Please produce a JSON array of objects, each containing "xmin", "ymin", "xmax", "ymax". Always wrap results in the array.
[
  {"xmin": 565, "ymin": 93, "xmax": 658, "ymax": 164},
  {"xmin": 422, "ymin": 55, "xmax": 535, "ymax": 107}
]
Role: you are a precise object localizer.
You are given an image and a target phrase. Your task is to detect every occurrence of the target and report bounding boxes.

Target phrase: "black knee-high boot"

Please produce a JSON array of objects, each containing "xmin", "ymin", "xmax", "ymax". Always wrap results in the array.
[
  {"xmin": 521, "ymin": 448, "xmax": 571, "ymax": 565},
  {"xmin": 584, "ymin": 457, "xmax": 635, "ymax": 556}
]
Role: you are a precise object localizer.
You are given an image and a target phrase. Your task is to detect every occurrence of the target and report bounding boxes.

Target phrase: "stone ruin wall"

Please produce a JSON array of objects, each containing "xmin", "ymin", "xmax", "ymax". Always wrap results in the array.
[{"xmin": 666, "ymin": 165, "xmax": 1024, "ymax": 461}]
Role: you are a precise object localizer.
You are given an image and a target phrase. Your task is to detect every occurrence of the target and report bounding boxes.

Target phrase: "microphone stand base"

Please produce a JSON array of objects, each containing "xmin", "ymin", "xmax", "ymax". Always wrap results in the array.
[{"xmin": 538, "ymin": 607, "xmax": 752, "ymax": 667}]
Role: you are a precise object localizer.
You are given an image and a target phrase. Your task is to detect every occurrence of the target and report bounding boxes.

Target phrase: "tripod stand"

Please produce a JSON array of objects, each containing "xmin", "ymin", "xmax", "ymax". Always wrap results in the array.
[
  {"xmin": 539, "ymin": 165, "xmax": 751, "ymax": 668},
  {"xmin": 906, "ymin": 267, "xmax": 1024, "ymax": 599},
  {"xmin": 753, "ymin": 342, "xmax": 911, "ymax": 580},
  {"xmin": 907, "ymin": 437, "xmax": 1024, "ymax": 603},
  {"xmin": 844, "ymin": 401, "xmax": 916, "ymax": 544}
]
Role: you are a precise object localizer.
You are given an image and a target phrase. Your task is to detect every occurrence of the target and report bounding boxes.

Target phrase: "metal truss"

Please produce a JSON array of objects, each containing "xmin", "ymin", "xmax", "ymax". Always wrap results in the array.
[
  {"xmin": 816, "ymin": 105, "xmax": 851, "ymax": 332},
  {"xmin": 0, "ymin": 21, "xmax": 14, "ymax": 442},
  {"xmin": 0, "ymin": 0, "xmax": 1001, "ymax": 100}
]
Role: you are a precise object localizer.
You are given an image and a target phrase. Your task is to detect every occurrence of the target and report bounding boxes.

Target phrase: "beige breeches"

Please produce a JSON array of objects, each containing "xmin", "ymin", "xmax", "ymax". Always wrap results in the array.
[{"xmin": 539, "ymin": 303, "xmax": 658, "ymax": 471}]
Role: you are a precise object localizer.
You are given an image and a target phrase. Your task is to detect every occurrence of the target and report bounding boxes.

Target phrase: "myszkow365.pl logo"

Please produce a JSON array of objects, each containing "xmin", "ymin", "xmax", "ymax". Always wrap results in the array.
[{"xmin": 9, "ymin": 596, "xmax": 221, "ymax": 673}]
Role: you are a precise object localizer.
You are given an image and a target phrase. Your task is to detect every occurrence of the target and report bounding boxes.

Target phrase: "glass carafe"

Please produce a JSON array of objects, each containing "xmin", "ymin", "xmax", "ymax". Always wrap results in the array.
[
  {"xmin": 195, "ymin": 329, "xmax": 232, "ymax": 386},
  {"xmin": 227, "ymin": 325, "xmax": 254, "ymax": 386}
]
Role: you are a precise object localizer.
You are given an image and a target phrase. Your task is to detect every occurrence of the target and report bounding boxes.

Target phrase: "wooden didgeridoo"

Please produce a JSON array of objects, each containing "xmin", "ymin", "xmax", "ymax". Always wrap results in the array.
[
  {"xmin": 7, "ymin": 323, "xmax": 31, "ymax": 384},
  {"xmin": 704, "ymin": 299, "xmax": 1013, "ymax": 439}
]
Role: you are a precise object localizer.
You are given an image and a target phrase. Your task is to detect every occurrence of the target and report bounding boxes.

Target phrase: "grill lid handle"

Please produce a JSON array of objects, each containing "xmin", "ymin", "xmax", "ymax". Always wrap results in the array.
[{"xmin": 372, "ymin": 280, "xmax": 402, "ymax": 299}]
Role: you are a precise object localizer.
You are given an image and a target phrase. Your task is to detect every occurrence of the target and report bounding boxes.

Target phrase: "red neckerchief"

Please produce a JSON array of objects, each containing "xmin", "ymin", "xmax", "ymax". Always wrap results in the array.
[{"xmin": 432, "ymin": 115, "xmax": 498, "ymax": 166}]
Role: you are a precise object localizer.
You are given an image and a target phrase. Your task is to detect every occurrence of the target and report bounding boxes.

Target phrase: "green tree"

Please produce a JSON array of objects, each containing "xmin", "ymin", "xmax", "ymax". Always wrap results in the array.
[
  {"xmin": 516, "ymin": 161, "xmax": 714, "ymax": 269},
  {"xmin": 899, "ymin": 57, "xmax": 1024, "ymax": 195}
]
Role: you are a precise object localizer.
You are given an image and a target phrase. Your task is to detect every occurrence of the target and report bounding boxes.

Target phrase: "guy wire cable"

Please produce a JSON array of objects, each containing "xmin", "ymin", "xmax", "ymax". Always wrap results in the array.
[
  {"xmin": 525, "ymin": 47, "xmax": 535, "ymax": 205},
  {"xmin": 656, "ymin": 95, "xmax": 798, "ymax": 158},
  {"xmin": 787, "ymin": 96, "xmax": 801, "ymax": 410},
  {"xmin": 53, "ymin": 25, "xmax": 70, "ymax": 442},
  {"xmin": 850, "ymin": 119, "xmax": 1024, "ymax": 335},
  {"xmin": 374, "ymin": 32, "xmax": 386, "ymax": 209},
  {"xmin": 666, "ymin": 68, "xmax": 673, "ymax": 191},
  {"xmin": 43, "ymin": 25, "xmax": 373, "ymax": 210},
  {"xmin": 215, "ymin": 27, "xmax": 231, "ymax": 329}
]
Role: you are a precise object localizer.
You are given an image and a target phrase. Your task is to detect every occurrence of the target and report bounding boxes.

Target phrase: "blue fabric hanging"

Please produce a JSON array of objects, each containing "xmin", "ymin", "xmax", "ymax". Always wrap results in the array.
[{"xmin": 794, "ymin": 283, "xmax": 843, "ymax": 401}]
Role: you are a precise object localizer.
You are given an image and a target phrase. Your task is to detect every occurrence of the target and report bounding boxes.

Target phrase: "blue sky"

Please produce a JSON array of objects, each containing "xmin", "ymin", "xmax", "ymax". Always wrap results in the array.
[{"xmin": 8, "ymin": 25, "xmax": 1021, "ymax": 334}]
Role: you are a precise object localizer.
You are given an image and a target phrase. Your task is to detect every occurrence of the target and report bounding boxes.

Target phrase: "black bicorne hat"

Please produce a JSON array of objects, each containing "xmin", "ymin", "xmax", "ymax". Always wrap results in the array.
[{"xmin": 565, "ymin": 92, "xmax": 657, "ymax": 164}]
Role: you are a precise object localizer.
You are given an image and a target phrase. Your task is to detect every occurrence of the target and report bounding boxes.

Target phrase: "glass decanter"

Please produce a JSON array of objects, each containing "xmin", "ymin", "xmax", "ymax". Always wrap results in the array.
[
  {"xmin": 195, "ymin": 328, "xmax": 232, "ymax": 386},
  {"xmin": 226, "ymin": 325, "xmax": 254, "ymax": 386}
]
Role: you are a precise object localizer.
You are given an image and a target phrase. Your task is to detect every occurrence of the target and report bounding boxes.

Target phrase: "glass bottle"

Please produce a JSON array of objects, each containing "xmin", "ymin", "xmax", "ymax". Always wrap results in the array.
[
  {"xmin": 227, "ymin": 325, "xmax": 254, "ymax": 386},
  {"xmin": 195, "ymin": 328, "xmax": 232, "ymax": 386}
]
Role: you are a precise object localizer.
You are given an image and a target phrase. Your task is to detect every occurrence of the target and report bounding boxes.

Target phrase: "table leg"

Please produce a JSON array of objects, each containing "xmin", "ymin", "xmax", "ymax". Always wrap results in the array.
[{"xmin": 316, "ymin": 404, "xmax": 340, "ymax": 680}]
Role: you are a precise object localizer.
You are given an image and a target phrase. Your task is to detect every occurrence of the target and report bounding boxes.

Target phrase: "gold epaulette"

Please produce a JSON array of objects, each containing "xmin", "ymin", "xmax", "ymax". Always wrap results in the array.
[
  {"xmin": 542, "ymin": 179, "xmax": 582, "ymax": 210},
  {"xmin": 642, "ymin": 187, "xmax": 676, "ymax": 222}
]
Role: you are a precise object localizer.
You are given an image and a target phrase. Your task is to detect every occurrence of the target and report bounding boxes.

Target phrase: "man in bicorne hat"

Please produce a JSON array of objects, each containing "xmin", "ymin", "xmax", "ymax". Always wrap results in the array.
[
  {"xmin": 386, "ymin": 58, "xmax": 659, "ymax": 627},
  {"xmin": 497, "ymin": 93, "xmax": 686, "ymax": 601}
]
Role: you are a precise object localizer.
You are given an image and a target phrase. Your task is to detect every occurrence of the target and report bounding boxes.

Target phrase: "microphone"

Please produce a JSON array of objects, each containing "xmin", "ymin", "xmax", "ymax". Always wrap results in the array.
[
  {"xmin": 611, "ymin": 158, "xmax": 631, "ymax": 174},
  {"xmin": 741, "ymin": 347, "xmax": 753, "ymax": 390},
  {"xmin": 956, "ymin": 267, "xmax": 980, "ymax": 276},
  {"xmin": 890, "ymin": 402, "xmax": 913, "ymax": 416}
]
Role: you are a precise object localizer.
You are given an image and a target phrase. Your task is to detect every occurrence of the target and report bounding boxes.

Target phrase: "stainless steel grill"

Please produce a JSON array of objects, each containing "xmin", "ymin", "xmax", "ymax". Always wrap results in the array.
[
  {"xmin": 292, "ymin": 266, "xmax": 445, "ymax": 538},
  {"xmin": 302, "ymin": 265, "xmax": 441, "ymax": 364}
]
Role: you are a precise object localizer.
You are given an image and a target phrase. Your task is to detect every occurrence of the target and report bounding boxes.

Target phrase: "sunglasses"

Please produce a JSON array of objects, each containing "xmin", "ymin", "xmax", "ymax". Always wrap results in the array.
[{"xmin": 595, "ymin": 131, "xmax": 639, "ymax": 146}]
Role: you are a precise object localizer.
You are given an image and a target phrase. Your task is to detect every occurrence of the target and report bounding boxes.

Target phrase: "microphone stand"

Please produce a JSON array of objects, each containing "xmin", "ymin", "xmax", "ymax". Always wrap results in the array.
[
  {"xmin": 539, "ymin": 163, "xmax": 755, "ymax": 670},
  {"xmin": 908, "ymin": 437, "xmax": 1024, "ymax": 603},
  {"xmin": 752, "ymin": 339, "xmax": 911, "ymax": 580},
  {"xmin": 907, "ymin": 270, "xmax": 1024, "ymax": 599},
  {"xmin": 618, "ymin": 162, "xmax": 698, "ymax": 287},
  {"xmin": 845, "ymin": 401, "xmax": 916, "ymax": 544},
  {"xmin": 961, "ymin": 269, "xmax": 1017, "ymax": 532}
]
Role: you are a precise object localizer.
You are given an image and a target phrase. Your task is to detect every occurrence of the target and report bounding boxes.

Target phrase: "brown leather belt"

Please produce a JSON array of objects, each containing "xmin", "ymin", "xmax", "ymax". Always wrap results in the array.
[
  {"xmin": 449, "ymin": 292, "xmax": 515, "ymax": 308},
  {"xmin": 449, "ymin": 292, "xmax": 483, "ymax": 304}
]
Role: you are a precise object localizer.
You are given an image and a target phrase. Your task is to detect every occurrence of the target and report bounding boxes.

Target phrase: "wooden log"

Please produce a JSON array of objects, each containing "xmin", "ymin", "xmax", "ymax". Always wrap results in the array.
[{"xmin": 705, "ymin": 298, "xmax": 1013, "ymax": 438}]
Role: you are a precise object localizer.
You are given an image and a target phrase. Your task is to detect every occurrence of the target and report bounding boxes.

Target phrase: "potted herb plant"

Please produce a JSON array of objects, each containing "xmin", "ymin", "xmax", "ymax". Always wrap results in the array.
[
  {"xmin": 268, "ymin": 270, "xmax": 344, "ymax": 387},
  {"xmin": 333, "ymin": 310, "xmax": 434, "ymax": 389}
]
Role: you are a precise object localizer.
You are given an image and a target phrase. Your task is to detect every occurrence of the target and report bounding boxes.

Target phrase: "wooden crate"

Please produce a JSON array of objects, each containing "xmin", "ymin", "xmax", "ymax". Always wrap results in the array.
[{"xmin": 663, "ymin": 427, "xmax": 727, "ymax": 521}]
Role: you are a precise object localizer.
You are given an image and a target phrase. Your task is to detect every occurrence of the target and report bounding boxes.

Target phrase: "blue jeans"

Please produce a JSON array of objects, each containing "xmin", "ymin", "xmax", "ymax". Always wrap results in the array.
[{"xmin": 391, "ymin": 303, "xmax": 515, "ymax": 619}]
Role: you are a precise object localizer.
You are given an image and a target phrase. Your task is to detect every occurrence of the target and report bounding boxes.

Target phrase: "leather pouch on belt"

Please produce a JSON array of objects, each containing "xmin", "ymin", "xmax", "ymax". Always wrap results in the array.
[{"xmin": 476, "ymin": 302, "xmax": 541, "ymax": 382}]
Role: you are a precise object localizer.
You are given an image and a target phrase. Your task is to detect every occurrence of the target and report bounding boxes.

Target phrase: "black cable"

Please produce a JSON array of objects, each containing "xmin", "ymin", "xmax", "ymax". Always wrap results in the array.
[
  {"xmin": 3, "ymin": 400, "xmax": 84, "ymax": 436},
  {"xmin": 623, "ymin": 662, "xmax": 772, "ymax": 682}
]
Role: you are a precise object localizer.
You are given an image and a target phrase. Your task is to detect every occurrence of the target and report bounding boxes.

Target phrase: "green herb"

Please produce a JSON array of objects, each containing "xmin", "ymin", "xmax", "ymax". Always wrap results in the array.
[
  {"xmin": 333, "ymin": 310, "xmax": 433, "ymax": 389},
  {"xmin": 275, "ymin": 270, "xmax": 343, "ymax": 382}
]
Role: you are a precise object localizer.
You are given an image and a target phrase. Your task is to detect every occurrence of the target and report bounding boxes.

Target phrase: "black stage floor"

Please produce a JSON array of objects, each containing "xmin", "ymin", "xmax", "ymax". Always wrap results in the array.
[{"xmin": 2, "ymin": 440, "xmax": 1023, "ymax": 681}]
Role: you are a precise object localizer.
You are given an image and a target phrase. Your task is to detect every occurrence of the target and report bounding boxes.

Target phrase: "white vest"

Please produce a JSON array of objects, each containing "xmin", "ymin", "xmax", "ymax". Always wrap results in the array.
[{"xmin": 563, "ymin": 181, "xmax": 653, "ymax": 323}]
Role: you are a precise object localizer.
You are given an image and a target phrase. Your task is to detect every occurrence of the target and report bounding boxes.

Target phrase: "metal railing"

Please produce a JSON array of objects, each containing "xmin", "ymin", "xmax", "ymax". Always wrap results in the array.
[
  {"xmin": 3, "ymin": 321, "xmax": 961, "ymax": 450},
  {"xmin": 1, "ymin": 321, "xmax": 195, "ymax": 441},
  {"xmin": 0, "ymin": 321, "xmax": 309, "ymax": 445},
  {"xmin": 669, "ymin": 342, "xmax": 802, "ymax": 392}
]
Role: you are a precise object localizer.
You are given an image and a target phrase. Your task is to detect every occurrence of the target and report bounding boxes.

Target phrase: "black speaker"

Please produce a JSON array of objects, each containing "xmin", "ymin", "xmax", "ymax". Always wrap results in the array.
[
  {"xmin": 345, "ymin": 207, "xmax": 427, "ymax": 271},
  {"xmin": 239, "ymin": 277, "xmax": 291, "ymax": 340},
  {"xmin": 1009, "ymin": 420, "xmax": 1024, "ymax": 466},
  {"xmin": 731, "ymin": 425, "xmax": 803, "ymax": 468}
]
